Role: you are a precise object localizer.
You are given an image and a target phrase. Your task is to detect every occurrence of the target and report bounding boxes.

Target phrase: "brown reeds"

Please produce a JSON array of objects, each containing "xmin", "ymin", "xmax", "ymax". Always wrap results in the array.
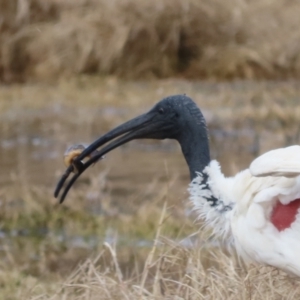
[
  {"xmin": 22, "ymin": 231, "xmax": 300, "ymax": 300},
  {"xmin": 0, "ymin": 80, "xmax": 300, "ymax": 298},
  {"xmin": 1, "ymin": 0, "xmax": 300, "ymax": 82}
]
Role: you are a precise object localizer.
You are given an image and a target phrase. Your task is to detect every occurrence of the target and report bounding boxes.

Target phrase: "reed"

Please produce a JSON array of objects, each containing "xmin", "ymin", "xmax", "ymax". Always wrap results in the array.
[
  {"xmin": 0, "ymin": 79, "xmax": 299, "ymax": 298},
  {"xmin": 1, "ymin": 0, "xmax": 300, "ymax": 82}
]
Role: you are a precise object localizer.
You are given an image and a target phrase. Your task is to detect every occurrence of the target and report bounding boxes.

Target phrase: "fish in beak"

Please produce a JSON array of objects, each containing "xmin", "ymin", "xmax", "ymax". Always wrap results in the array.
[{"xmin": 54, "ymin": 94, "xmax": 210, "ymax": 203}]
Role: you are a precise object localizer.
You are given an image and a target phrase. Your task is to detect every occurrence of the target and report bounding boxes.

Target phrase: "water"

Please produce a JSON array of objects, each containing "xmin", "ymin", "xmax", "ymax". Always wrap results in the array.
[
  {"xmin": 0, "ymin": 105, "xmax": 256, "ymax": 189},
  {"xmin": 0, "ymin": 79, "xmax": 299, "ymax": 251}
]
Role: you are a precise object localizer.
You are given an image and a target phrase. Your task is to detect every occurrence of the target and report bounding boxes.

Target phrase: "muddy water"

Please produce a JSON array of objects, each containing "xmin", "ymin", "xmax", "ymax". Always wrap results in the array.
[
  {"xmin": 1, "ymin": 79, "xmax": 299, "ymax": 197},
  {"xmin": 0, "ymin": 79, "xmax": 299, "ymax": 285},
  {"xmin": 0, "ymin": 105, "xmax": 256, "ymax": 198},
  {"xmin": 0, "ymin": 80, "xmax": 299, "ymax": 219}
]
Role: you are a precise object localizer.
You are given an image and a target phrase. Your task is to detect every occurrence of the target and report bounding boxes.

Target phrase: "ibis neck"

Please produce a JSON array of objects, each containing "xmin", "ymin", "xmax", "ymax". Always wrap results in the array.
[{"xmin": 178, "ymin": 129, "xmax": 210, "ymax": 180}]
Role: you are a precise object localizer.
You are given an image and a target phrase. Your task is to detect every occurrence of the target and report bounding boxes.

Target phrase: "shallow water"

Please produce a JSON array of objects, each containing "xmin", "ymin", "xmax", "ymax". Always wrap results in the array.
[
  {"xmin": 0, "ymin": 104, "xmax": 256, "ymax": 193},
  {"xmin": 0, "ymin": 78, "xmax": 299, "ymax": 248}
]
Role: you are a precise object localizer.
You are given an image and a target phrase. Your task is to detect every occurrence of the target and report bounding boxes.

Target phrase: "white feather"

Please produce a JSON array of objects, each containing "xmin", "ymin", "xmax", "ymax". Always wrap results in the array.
[
  {"xmin": 250, "ymin": 145, "xmax": 300, "ymax": 177},
  {"xmin": 189, "ymin": 147, "xmax": 300, "ymax": 277}
]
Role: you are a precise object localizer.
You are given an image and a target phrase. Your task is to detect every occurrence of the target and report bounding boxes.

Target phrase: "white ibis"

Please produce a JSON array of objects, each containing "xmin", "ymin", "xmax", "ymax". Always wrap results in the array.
[{"xmin": 55, "ymin": 95, "xmax": 300, "ymax": 277}]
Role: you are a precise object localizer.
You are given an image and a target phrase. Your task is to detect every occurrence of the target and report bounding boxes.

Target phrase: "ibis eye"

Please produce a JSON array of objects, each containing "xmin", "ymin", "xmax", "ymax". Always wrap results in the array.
[{"xmin": 158, "ymin": 108, "xmax": 165, "ymax": 114}]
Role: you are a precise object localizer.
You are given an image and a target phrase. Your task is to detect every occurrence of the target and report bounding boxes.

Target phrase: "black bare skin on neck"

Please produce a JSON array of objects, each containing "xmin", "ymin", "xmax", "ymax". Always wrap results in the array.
[
  {"xmin": 158, "ymin": 95, "xmax": 211, "ymax": 180},
  {"xmin": 152, "ymin": 96, "xmax": 219, "ymax": 207}
]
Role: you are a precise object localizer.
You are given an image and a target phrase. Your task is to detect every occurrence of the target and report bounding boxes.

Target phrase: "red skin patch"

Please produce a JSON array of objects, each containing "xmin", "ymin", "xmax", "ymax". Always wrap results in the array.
[{"xmin": 271, "ymin": 199, "xmax": 300, "ymax": 231}]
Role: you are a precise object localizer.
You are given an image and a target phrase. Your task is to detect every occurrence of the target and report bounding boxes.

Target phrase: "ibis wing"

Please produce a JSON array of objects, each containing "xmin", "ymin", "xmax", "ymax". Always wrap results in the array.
[{"xmin": 250, "ymin": 145, "xmax": 300, "ymax": 177}]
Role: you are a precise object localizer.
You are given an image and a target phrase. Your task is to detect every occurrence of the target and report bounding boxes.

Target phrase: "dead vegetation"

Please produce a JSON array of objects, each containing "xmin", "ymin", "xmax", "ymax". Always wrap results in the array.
[
  {"xmin": 0, "ymin": 79, "xmax": 300, "ymax": 298},
  {"xmin": 1, "ymin": 181, "xmax": 300, "ymax": 300},
  {"xmin": 43, "ymin": 242, "xmax": 300, "ymax": 300},
  {"xmin": 45, "ymin": 202, "xmax": 300, "ymax": 300},
  {"xmin": 1, "ymin": 0, "xmax": 300, "ymax": 82}
]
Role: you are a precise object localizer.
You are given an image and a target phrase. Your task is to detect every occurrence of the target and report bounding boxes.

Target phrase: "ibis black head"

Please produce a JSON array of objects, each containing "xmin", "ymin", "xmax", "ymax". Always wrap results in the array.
[{"xmin": 55, "ymin": 95, "xmax": 210, "ymax": 203}]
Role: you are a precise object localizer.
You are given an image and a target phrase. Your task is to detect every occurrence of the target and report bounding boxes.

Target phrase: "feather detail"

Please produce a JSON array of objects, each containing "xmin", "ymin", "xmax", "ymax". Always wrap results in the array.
[
  {"xmin": 188, "ymin": 160, "xmax": 234, "ymax": 243},
  {"xmin": 250, "ymin": 145, "xmax": 300, "ymax": 177}
]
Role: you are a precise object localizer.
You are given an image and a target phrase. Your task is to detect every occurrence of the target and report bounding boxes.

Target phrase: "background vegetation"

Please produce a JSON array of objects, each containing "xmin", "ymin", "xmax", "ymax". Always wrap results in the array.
[
  {"xmin": 0, "ymin": 79, "xmax": 299, "ymax": 299},
  {"xmin": 0, "ymin": 1, "xmax": 300, "ymax": 299},
  {"xmin": 1, "ymin": 0, "xmax": 300, "ymax": 82}
]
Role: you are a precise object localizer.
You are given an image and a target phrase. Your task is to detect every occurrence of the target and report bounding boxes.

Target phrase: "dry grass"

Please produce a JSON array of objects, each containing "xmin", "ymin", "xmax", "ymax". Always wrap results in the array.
[
  {"xmin": 1, "ymin": 0, "xmax": 300, "ymax": 82},
  {"xmin": 41, "ymin": 244, "xmax": 300, "ymax": 300},
  {"xmin": 4, "ymin": 207, "xmax": 299, "ymax": 300},
  {"xmin": 1, "ymin": 183, "xmax": 300, "ymax": 300},
  {"xmin": 0, "ymin": 79, "xmax": 300, "ymax": 298},
  {"xmin": 43, "ymin": 202, "xmax": 300, "ymax": 300}
]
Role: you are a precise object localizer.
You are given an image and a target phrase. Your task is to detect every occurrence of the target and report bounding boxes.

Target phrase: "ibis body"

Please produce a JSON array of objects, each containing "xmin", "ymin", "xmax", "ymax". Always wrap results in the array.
[{"xmin": 55, "ymin": 95, "xmax": 300, "ymax": 277}]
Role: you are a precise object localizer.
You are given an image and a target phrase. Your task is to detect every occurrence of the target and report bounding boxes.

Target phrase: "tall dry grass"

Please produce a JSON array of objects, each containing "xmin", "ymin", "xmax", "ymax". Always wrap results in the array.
[
  {"xmin": 0, "ymin": 80, "xmax": 300, "ymax": 298},
  {"xmin": 12, "ymin": 224, "xmax": 300, "ymax": 300},
  {"xmin": 2, "ymin": 190, "xmax": 299, "ymax": 300},
  {"xmin": 43, "ymin": 201, "xmax": 300, "ymax": 300},
  {"xmin": 1, "ymin": 0, "xmax": 300, "ymax": 82},
  {"xmin": 46, "ymin": 245, "xmax": 300, "ymax": 300}
]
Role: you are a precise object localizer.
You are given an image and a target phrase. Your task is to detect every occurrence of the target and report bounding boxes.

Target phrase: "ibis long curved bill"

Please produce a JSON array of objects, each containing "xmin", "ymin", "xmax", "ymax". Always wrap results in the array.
[{"xmin": 54, "ymin": 103, "xmax": 178, "ymax": 203}]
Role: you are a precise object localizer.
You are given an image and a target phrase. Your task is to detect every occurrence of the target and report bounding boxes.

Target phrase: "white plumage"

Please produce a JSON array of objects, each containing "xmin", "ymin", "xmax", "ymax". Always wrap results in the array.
[
  {"xmin": 55, "ymin": 95, "xmax": 300, "ymax": 277},
  {"xmin": 189, "ymin": 145, "xmax": 300, "ymax": 276}
]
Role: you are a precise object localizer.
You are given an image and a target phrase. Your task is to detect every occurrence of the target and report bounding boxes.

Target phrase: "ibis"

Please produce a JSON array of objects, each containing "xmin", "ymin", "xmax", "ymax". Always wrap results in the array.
[{"xmin": 55, "ymin": 94, "xmax": 300, "ymax": 277}]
